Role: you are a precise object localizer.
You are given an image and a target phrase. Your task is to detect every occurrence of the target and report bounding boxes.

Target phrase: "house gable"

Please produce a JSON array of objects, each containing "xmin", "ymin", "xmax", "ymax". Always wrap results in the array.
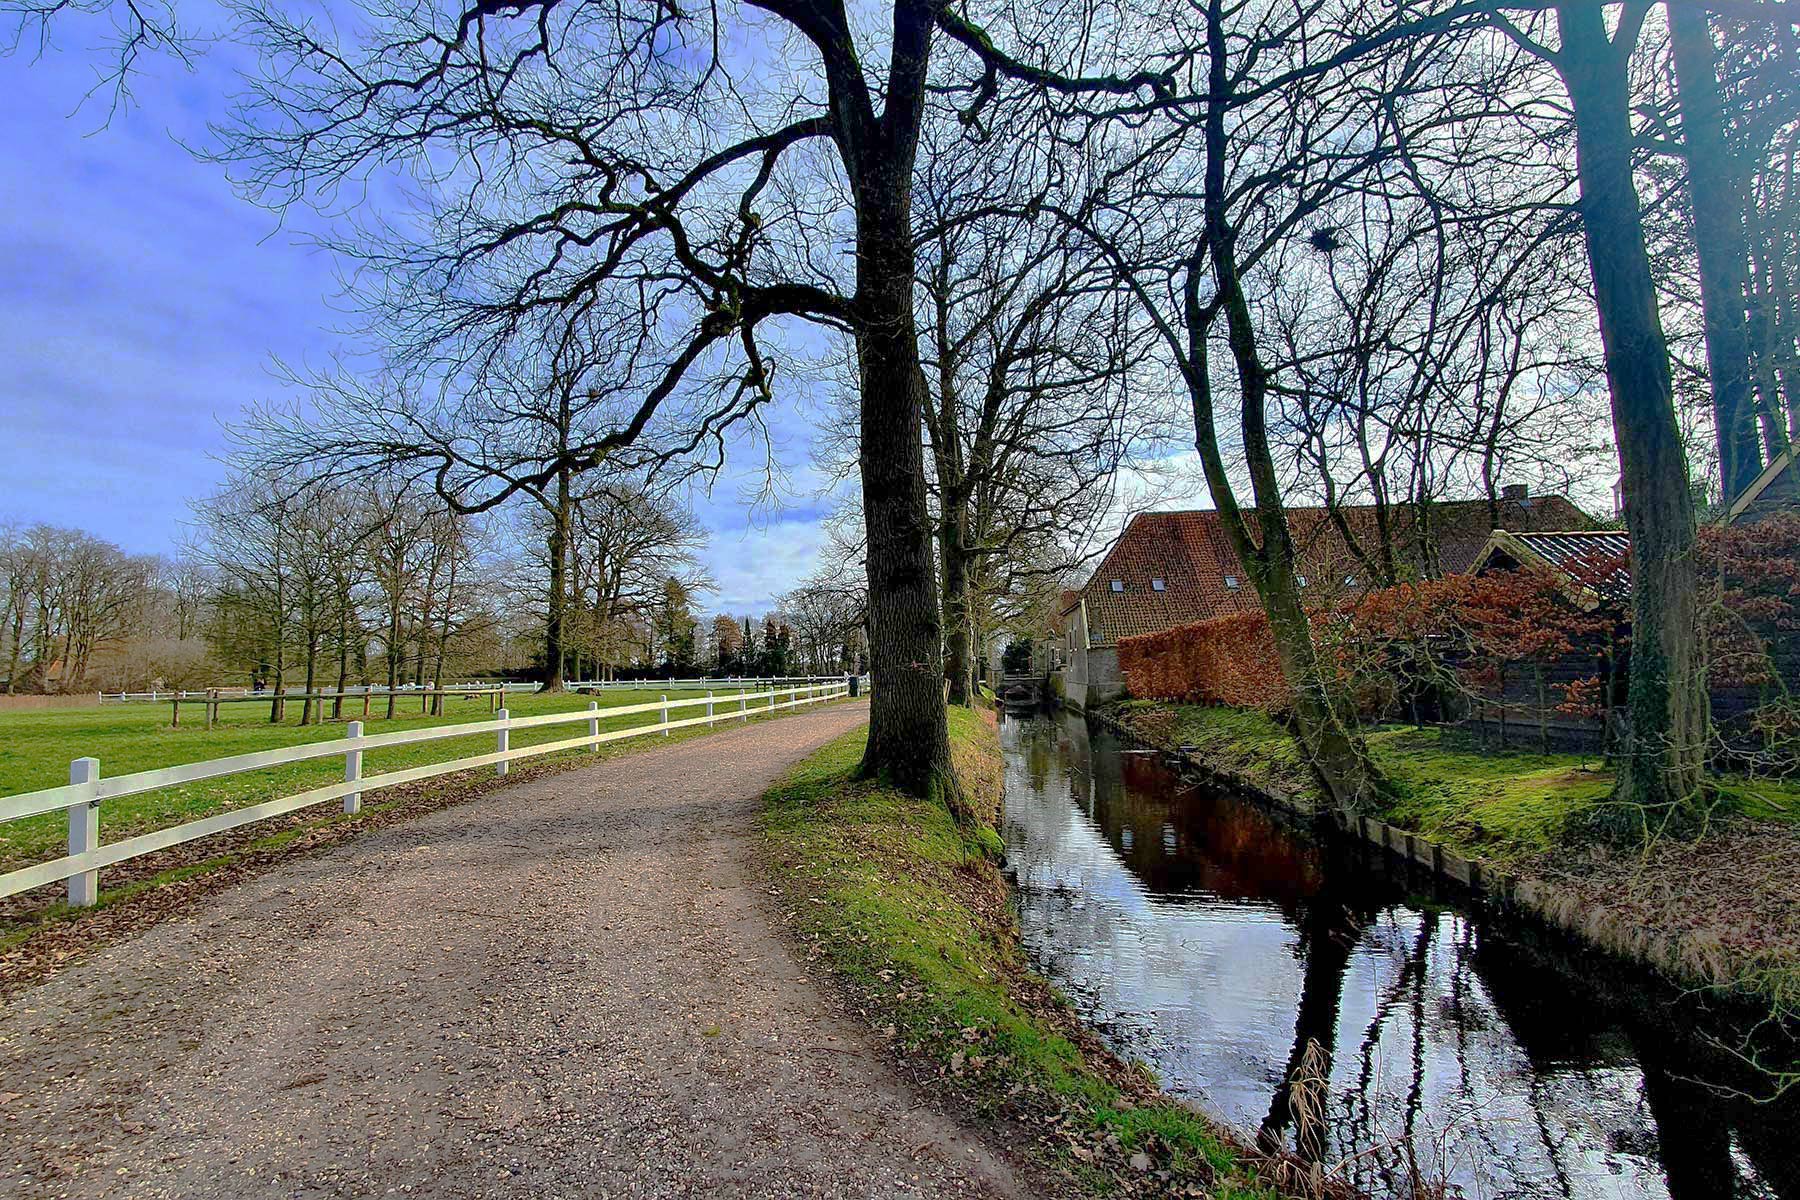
[
  {"xmin": 1077, "ymin": 493, "xmax": 1598, "ymax": 647},
  {"xmin": 1727, "ymin": 448, "xmax": 1798, "ymax": 525}
]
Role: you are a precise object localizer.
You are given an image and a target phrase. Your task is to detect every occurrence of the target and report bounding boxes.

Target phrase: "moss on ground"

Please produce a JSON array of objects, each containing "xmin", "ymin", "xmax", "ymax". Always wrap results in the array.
[
  {"xmin": 761, "ymin": 706, "xmax": 1291, "ymax": 1199},
  {"xmin": 1121, "ymin": 701, "xmax": 1799, "ymax": 866}
]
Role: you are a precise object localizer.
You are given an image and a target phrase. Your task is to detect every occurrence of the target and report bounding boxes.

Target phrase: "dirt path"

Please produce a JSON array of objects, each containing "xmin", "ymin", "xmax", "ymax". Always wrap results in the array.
[{"xmin": 0, "ymin": 702, "xmax": 1026, "ymax": 1199}]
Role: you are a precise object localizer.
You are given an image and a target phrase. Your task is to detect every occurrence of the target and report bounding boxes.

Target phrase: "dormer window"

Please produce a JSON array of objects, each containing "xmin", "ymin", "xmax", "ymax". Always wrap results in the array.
[
  {"xmin": 1151, "ymin": 578, "xmax": 1166, "ymax": 591},
  {"xmin": 1110, "ymin": 580, "xmax": 1125, "ymax": 592},
  {"xmin": 1223, "ymin": 575, "xmax": 1240, "ymax": 589}
]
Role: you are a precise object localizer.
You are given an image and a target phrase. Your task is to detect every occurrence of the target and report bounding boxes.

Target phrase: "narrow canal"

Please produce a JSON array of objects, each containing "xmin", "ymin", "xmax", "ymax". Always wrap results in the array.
[{"xmin": 998, "ymin": 710, "xmax": 1799, "ymax": 1200}]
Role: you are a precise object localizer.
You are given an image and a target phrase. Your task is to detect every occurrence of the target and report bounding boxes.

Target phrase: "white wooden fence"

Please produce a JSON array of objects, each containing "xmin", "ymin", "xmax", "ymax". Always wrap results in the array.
[
  {"xmin": 98, "ymin": 675, "xmax": 858, "ymax": 702},
  {"xmin": 565, "ymin": 675, "xmax": 857, "ymax": 691},
  {"xmin": 0, "ymin": 680, "xmax": 852, "ymax": 907}
]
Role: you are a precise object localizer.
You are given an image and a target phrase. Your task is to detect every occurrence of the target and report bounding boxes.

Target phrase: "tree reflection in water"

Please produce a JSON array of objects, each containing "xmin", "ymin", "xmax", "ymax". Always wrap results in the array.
[{"xmin": 998, "ymin": 712, "xmax": 1800, "ymax": 1200}]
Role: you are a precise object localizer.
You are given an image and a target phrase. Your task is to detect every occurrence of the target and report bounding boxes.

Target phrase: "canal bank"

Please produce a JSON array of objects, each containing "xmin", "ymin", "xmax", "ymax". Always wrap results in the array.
[
  {"xmin": 1082, "ymin": 697, "xmax": 1800, "ymax": 1012},
  {"xmin": 759, "ymin": 706, "xmax": 1333, "ymax": 1199},
  {"xmin": 1001, "ymin": 709, "xmax": 1800, "ymax": 1199}
]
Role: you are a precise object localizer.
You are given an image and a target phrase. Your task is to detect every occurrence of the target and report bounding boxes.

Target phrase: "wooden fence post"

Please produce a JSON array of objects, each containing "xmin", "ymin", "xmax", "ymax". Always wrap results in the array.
[
  {"xmin": 588, "ymin": 701, "xmax": 600, "ymax": 752},
  {"xmin": 706, "ymin": 690, "xmax": 715, "ymax": 727},
  {"xmin": 344, "ymin": 721, "xmax": 364, "ymax": 814},
  {"xmin": 67, "ymin": 757, "xmax": 100, "ymax": 907},
  {"xmin": 496, "ymin": 709, "xmax": 510, "ymax": 776},
  {"xmin": 740, "ymin": 690, "xmax": 748, "ymax": 722},
  {"xmin": 661, "ymin": 694, "xmax": 670, "ymax": 736}
]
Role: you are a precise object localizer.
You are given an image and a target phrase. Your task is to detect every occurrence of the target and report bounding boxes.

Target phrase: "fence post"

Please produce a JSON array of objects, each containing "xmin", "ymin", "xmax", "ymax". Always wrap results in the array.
[
  {"xmin": 344, "ymin": 721, "xmax": 364, "ymax": 814},
  {"xmin": 740, "ymin": 690, "xmax": 748, "ymax": 722},
  {"xmin": 67, "ymin": 757, "xmax": 101, "ymax": 907},
  {"xmin": 363, "ymin": 688, "xmax": 372, "ymax": 719},
  {"xmin": 707, "ymin": 690, "xmax": 715, "ymax": 727},
  {"xmin": 490, "ymin": 688, "xmax": 498, "ymax": 714},
  {"xmin": 661, "ymin": 694, "xmax": 670, "ymax": 736},
  {"xmin": 207, "ymin": 687, "xmax": 218, "ymax": 729},
  {"xmin": 496, "ymin": 708, "xmax": 510, "ymax": 776},
  {"xmin": 588, "ymin": 701, "xmax": 600, "ymax": 752}
]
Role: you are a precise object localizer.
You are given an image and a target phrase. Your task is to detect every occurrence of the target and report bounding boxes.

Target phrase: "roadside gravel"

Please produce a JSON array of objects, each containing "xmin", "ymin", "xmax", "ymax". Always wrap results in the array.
[{"xmin": 0, "ymin": 700, "xmax": 1025, "ymax": 1199}]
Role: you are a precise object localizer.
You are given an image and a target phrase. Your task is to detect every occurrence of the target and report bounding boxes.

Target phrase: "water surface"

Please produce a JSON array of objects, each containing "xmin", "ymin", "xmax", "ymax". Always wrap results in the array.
[{"xmin": 999, "ymin": 711, "xmax": 1799, "ymax": 1199}]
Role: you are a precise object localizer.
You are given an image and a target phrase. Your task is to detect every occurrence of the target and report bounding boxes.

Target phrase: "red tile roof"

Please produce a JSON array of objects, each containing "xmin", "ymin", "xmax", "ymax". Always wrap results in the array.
[{"xmin": 1079, "ymin": 495, "xmax": 1596, "ymax": 645}]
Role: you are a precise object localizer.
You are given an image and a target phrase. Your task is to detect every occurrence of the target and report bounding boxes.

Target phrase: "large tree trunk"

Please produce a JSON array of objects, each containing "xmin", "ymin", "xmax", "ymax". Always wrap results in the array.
[
  {"xmin": 333, "ymin": 585, "xmax": 349, "ymax": 720},
  {"xmin": 5, "ymin": 603, "xmax": 22, "ymax": 694},
  {"xmin": 840, "ymin": 3, "xmax": 960, "ymax": 813},
  {"xmin": 940, "ymin": 500, "xmax": 975, "ymax": 706},
  {"xmin": 1186, "ymin": 0, "xmax": 1382, "ymax": 816},
  {"xmin": 385, "ymin": 599, "xmax": 402, "ymax": 719},
  {"xmin": 543, "ymin": 468, "xmax": 570, "ymax": 693},
  {"xmin": 300, "ymin": 626, "xmax": 318, "ymax": 726},
  {"xmin": 1668, "ymin": 1, "xmax": 1762, "ymax": 499},
  {"xmin": 854, "ymin": 186, "xmax": 961, "ymax": 812},
  {"xmin": 1558, "ymin": 3, "xmax": 1707, "ymax": 830}
]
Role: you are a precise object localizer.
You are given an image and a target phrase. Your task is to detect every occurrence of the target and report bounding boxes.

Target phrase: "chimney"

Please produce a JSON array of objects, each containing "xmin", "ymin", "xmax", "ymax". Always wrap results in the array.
[{"xmin": 1501, "ymin": 483, "xmax": 1529, "ymax": 503}]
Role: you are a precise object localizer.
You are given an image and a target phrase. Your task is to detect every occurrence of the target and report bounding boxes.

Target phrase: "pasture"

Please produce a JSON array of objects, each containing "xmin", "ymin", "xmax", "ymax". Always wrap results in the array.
[{"xmin": 0, "ymin": 686, "xmax": 758, "ymax": 876}]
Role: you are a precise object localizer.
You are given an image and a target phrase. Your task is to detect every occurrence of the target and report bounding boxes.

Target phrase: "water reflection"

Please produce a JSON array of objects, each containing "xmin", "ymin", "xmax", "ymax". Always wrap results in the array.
[{"xmin": 1000, "ymin": 711, "xmax": 1799, "ymax": 1200}]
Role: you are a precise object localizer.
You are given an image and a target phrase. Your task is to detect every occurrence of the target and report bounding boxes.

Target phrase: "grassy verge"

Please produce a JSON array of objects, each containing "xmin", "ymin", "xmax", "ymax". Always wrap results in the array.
[
  {"xmin": 1, "ymin": 694, "xmax": 850, "ymax": 981},
  {"xmin": 761, "ymin": 706, "xmax": 1291, "ymax": 1199},
  {"xmin": 1105, "ymin": 698, "xmax": 1800, "ymax": 1005}
]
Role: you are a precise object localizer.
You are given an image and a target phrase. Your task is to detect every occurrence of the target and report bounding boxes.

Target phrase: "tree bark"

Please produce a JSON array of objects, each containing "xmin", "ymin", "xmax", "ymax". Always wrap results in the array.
[
  {"xmin": 333, "ymin": 583, "xmax": 350, "ymax": 720},
  {"xmin": 842, "ymin": 1, "xmax": 961, "ymax": 813},
  {"xmin": 1668, "ymin": 0, "xmax": 1762, "ymax": 500},
  {"xmin": 1183, "ymin": 0, "xmax": 1382, "ymax": 816},
  {"xmin": 1557, "ymin": 2, "xmax": 1707, "ymax": 829},
  {"xmin": 940, "ymin": 498, "xmax": 975, "ymax": 706},
  {"xmin": 543, "ymin": 466, "xmax": 570, "ymax": 693}
]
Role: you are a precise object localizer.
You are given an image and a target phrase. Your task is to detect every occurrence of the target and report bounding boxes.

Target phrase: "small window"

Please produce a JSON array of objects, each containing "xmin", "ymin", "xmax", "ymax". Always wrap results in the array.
[
  {"xmin": 1110, "ymin": 580, "xmax": 1125, "ymax": 592},
  {"xmin": 1151, "ymin": 578, "xmax": 1166, "ymax": 591},
  {"xmin": 1223, "ymin": 575, "xmax": 1240, "ymax": 589}
]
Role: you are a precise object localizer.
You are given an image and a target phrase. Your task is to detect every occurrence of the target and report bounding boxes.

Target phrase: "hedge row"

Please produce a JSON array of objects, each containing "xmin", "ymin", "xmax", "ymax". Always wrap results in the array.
[{"xmin": 1117, "ymin": 611, "xmax": 1290, "ymax": 708}]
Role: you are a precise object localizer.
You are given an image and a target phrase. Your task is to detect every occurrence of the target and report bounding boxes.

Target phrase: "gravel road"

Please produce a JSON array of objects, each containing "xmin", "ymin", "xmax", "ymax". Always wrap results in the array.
[{"xmin": 0, "ymin": 701, "xmax": 1025, "ymax": 1199}]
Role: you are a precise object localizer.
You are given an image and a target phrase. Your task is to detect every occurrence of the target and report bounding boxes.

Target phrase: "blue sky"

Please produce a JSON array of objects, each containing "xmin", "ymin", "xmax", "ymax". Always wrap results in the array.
[{"xmin": 0, "ymin": 21, "xmax": 836, "ymax": 614}]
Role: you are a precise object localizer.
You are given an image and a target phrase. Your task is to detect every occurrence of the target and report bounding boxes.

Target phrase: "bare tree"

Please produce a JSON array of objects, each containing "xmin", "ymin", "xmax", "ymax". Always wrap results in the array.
[
  {"xmin": 217, "ymin": 0, "xmax": 1182, "ymax": 810},
  {"xmin": 194, "ymin": 475, "xmax": 301, "ymax": 718},
  {"xmin": 913, "ymin": 130, "xmax": 1165, "ymax": 704}
]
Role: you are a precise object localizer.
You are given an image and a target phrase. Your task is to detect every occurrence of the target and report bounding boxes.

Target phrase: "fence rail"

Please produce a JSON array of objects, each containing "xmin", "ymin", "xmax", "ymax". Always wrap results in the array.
[
  {"xmin": 96, "ymin": 675, "xmax": 858, "ymax": 703},
  {"xmin": 564, "ymin": 675, "xmax": 856, "ymax": 691},
  {"xmin": 1, "ymin": 681, "xmax": 853, "ymax": 906}
]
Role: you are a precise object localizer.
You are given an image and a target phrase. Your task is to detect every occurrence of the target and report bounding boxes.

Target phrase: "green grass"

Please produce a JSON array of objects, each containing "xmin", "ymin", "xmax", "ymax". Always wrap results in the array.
[
  {"xmin": 0, "ymin": 686, "xmax": 778, "ymax": 874},
  {"xmin": 1368, "ymin": 727, "xmax": 1617, "ymax": 862},
  {"xmin": 1134, "ymin": 700, "xmax": 1800, "ymax": 865},
  {"xmin": 762, "ymin": 707, "xmax": 1282, "ymax": 1197}
]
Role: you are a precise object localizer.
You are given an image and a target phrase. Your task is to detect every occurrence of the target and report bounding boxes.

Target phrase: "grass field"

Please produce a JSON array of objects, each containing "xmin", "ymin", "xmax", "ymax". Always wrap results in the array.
[
  {"xmin": 1116, "ymin": 699, "xmax": 1800, "ymax": 864},
  {"xmin": 0, "ymin": 685, "xmax": 799, "ymax": 876}
]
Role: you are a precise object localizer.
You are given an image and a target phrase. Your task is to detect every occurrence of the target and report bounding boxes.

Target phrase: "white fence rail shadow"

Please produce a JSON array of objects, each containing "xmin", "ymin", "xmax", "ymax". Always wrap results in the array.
[{"xmin": 1, "ymin": 681, "xmax": 855, "ymax": 907}]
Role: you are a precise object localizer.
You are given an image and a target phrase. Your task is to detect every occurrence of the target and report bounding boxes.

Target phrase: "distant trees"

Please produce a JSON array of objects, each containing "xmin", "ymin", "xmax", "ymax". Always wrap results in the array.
[
  {"xmin": 0, "ymin": 524, "xmax": 160, "ymax": 693},
  {"xmin": 913, "ymin": 134, "xmax": 1164, "ymax": 705}
]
